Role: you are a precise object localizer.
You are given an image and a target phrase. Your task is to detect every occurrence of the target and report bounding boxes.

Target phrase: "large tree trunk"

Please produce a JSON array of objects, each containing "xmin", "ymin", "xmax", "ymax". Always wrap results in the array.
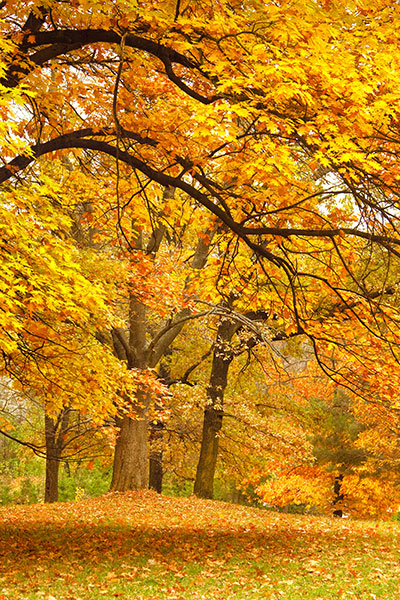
[
  {"xmin": 109, "ymin": 411, "xmax": 149, "ymax": 491},
  {"xmin": 194, "ymin": 316, "xmax": 236, "ymax": 499},
  {"xmin": 110, "ymin": 282, "xmax": 149, "ymax": 491}
]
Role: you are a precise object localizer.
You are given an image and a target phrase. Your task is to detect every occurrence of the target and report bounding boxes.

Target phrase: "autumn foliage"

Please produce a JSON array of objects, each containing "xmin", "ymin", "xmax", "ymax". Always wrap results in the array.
[{"xmin": 2, "ymin": 0, "xmax": 400, "ymax": 513}]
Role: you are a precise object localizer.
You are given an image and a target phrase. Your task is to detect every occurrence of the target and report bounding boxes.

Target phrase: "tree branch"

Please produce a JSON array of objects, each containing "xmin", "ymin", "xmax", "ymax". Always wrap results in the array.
[
  {"xmin": 2, "ymin": 28, "xmax": 216, "ymax": 103},
  {"xmin": 0, "ymin": 132, "xmax": 291, "ymax": 272},
  {"xmin": 0, "ymin": 429, "xmax": 46, "ymax": 456}
]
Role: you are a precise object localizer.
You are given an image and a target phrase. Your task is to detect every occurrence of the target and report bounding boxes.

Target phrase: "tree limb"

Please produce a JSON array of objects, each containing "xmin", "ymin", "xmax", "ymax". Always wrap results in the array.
[{"xmin": 2, "ymin": 28, "xmax": 216, "ymax": 103}]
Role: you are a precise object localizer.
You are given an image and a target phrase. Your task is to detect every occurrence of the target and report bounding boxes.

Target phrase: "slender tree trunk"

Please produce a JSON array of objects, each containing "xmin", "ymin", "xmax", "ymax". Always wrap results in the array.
[
  {"xmin": 149, "ymin": 447, "xmax": 163, "ymax": 493},
  {"xmin": 333, "ymin": 474, "xmax": 344, "ymax": 517},
  {"xmin": 194, "ymin": 316, "xmax": 236, "ymax": 499},
  {"xmin": 194, "ymin": 405, "xmax": 224, "ymax": 498},
  {"xmin": 45, "ymin": 458, "xmax": 59, "ymax": 503},
  {"xmin": 148, "ymin": 418, "xmax": 164, "ymax": 492},
  {"xmin": 148, "ymin": 359, "xmax": 170, "ymax": 493},
  {"xmin": 44, "ymin": 413, "xmax": 64, "ymax": 503}
]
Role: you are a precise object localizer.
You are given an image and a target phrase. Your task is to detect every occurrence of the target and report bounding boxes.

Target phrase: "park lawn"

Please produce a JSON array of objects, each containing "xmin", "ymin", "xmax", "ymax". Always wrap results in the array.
[{"xmin": 0, "ymin": 491, "xmax": 399, "ymax": 600}]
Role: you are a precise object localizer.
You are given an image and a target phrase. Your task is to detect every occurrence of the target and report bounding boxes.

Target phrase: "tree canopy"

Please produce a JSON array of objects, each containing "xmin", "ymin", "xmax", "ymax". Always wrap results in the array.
[{"xmin": 2, "ymin": 0, "xmax": 400, "ymax": 511}]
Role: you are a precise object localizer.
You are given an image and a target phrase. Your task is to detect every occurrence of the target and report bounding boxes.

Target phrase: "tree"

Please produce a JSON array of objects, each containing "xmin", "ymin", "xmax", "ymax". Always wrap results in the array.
[
  {"xmin": 193, "ymin": 304, "xmax": 277, "ymax": 499},
  {"xmin": 0, "ymin": 178, "xmax": 133, "ymax": 411},
  {"xmin": 153, "ymin": 312, "xmax": 312, "ymax": 499},
  {"xmin": 0, "ymin": 378, "xmax": 115, "ymax": 503},
  {"xmin": 3, "ymin": 0, "xmax": 400, "ymax": 492},
  {"xmin": 43, "ymin": 405, "xmax": 114, "ymax": 503},
  {"xmin": 244, "ymin": 362, "xmax": 400, "ymax": 518},
  {"xmin": 106, "ymin": 208, "xmax": 218, "ymax": 491},
  {"xmin": 193, "ymin": 308, "xmax": 238, "ymax": 498}
]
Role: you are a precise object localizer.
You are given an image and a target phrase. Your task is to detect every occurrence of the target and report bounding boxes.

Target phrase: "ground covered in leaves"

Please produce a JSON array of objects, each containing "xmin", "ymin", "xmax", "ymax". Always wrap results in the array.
[{"xmin": 0, "ymin": 491, "xmax": 399, "ymax": 599}]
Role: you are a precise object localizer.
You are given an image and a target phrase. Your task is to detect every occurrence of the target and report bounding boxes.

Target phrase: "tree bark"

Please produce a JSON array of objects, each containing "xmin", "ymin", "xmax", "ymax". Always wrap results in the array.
[
  {"xmin": 149, "ymin": 435, "xmax": 163, "ymax": 493},
  {"xmin": 194, "ymin": 405, "xmax": 224, "ymax": 499},
  {"xmin": 109, "ymin": 240, "xmax": 150, "ymax": 492},
  {"xmin": 44, "ymin": 411, "xmax": 69, "ymax": 503},
  {"xmin": 45, "ymin": 456, "xmax": 59, "ymax": 503},
  {"xmin": 193, "ymin": 316, "xmax": 237, "ymax": 499},
  {"xmin": 333, "ymin": 474, "xmax": 344, "ymax": 517},
  {"xmin": 109, "ymin": 410, "xmax": 148, "ymax": 491}
]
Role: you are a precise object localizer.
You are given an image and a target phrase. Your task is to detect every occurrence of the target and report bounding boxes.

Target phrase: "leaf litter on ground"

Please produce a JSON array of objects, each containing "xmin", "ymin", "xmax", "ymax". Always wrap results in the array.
[{"xmin": 0, "ymin": 490, "xmax": 399, "ymax": 599}]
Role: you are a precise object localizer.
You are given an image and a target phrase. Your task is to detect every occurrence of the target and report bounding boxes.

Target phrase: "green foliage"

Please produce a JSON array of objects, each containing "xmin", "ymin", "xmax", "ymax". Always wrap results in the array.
[
  {"xmin": 161, "ymin": 474, "xmax": 193, "ymax": 498},
  {"xmin": 0, "ymin": 455, "xmax": 44, "ymax": 505},
  {"xmin": 0, "ymin": 442, "xmax": 112, "ymax": 504},
  {"xmin": 58, "ymin": 461, "xmax": 112, "ymax": 502},
  {"xmin": 310, "ymin": 390, "xmax": 365, "ymax": 473}
]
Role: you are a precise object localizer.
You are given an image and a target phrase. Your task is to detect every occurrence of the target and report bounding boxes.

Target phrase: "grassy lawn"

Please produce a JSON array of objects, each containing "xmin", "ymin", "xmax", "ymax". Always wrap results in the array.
[{"xmin": 0, "ymin": 490, "xmax": 399, "ymax": 599}]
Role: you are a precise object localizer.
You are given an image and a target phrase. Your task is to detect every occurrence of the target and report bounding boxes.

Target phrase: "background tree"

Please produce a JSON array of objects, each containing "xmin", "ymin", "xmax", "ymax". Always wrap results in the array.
[
  {"xmin": 0, "ymin": 378, "xmax": 115, "ymax": 503},
  {"xmin": 244, "ymin": 362, "xmax": 400, "ymax": 518}
]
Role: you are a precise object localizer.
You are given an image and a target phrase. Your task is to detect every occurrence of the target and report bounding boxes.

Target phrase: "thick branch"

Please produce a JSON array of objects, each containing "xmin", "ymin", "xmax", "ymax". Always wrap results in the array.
[
  {"xmin": 4, "ymin": 131, "xmax": 400, "ymax": 272},
  {"xmin": 241, "ymin": 225, "xmax": 400, "ymax": 248},
  {"xmin": 0, "ymin": 132, "xmax": 290, "ymax": 271},
  {"xmin": 2, "ymin": 28, "xmax": 215, "ymax": 103}
]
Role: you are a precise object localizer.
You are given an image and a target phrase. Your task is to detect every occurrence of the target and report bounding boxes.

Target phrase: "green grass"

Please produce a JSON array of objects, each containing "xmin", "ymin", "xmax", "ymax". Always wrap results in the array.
[{"xmin": 0, "ymin": 490, "xmax": 399, "ymax": 599}]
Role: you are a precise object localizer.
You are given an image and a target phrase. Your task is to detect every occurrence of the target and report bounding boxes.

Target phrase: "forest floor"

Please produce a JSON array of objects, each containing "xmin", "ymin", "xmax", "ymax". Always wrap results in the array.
[{"xmin": 0, "ymin": 490, "xmax": 398, "ymax": 599}]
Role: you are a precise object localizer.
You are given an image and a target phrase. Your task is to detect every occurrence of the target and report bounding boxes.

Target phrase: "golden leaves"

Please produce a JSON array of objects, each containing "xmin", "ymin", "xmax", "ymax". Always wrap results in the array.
[{"xmin": 0, "ymin": 177, "xmax": 135, "ymax": 419}]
